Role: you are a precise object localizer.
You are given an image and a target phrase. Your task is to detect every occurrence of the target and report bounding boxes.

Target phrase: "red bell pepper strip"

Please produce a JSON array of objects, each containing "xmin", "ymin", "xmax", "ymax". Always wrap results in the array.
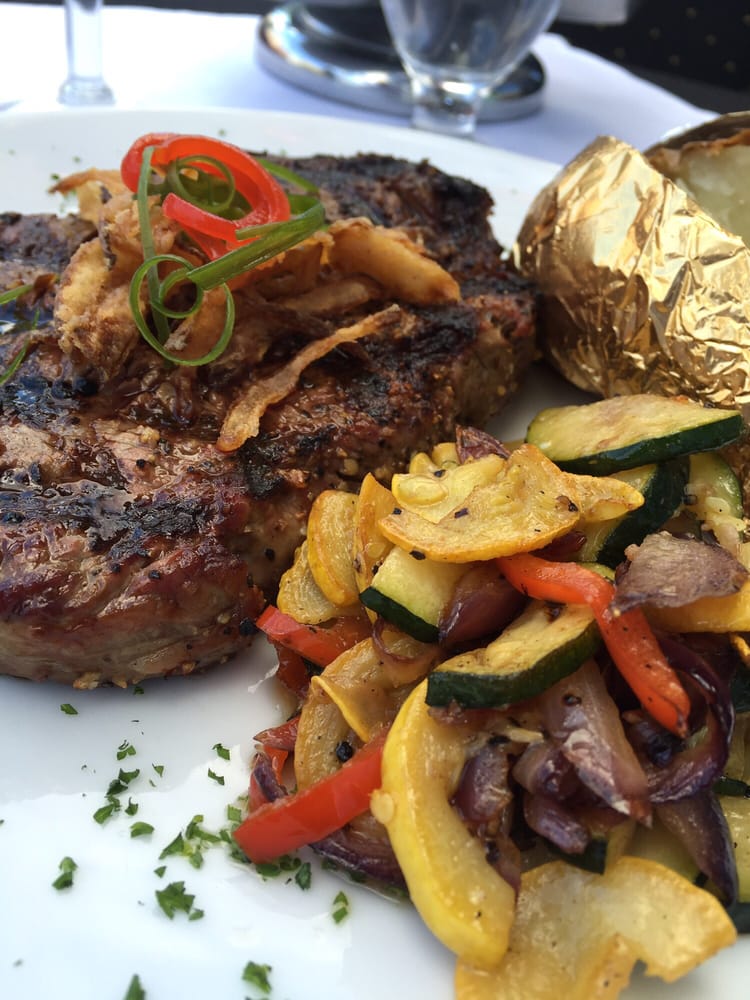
[
  {"xmin": 256, "ymin": 605, "xmax": 372, "ymax": 668},
  {"xmin": 497, "ymin": 553, "xmax": 690, "ymax": 738},
  {"xmin": 255, "ymin": 715, "xmax": 300, "ymax": 753},
  {"xmin": 233, "ymin": 731, "xmax": 386, "ymax": 862},
  {"xmin": 274, "ymin": 647, "xmax": 311, "ymax": 698},
  {"xmin": 120, "ymin": 133, "xmax": 291, "ymax": 258}
]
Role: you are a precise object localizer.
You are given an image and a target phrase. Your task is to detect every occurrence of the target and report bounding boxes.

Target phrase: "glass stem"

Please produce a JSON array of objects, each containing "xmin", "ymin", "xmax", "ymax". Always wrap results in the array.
[
  {"xmin": 58, "ymin": 0, "xmax": 114, "ymax": 106},
  {"xmin": 409, "ymin": 77, "xmax": 489, "ymax": 138}
]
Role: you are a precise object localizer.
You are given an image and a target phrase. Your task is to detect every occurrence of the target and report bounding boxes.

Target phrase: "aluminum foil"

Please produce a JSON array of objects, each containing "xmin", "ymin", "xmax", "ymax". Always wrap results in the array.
[{"xmin": 513, "ymin": 133, "xmax": 750, "ymax": 420}]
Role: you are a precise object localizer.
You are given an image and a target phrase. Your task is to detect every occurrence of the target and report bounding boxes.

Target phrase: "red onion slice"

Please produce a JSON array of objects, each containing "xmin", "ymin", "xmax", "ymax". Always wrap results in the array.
[{"xmin": 540, "ymin": 660, "xmax": 651, "ymax": 822}]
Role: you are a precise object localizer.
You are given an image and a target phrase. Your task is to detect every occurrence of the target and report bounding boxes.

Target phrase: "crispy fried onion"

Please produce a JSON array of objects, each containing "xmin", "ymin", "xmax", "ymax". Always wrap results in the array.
[
  {"xmin": 217, "ymin": 304, "xmax": 403, "ymax": 452},
  {"xmin": 325, "ymin": 217, "xmax": 460, "ymax": 305},
  {"xmin": 52, "ymin": 167, "xmax": 461, "ymax": 441},
  {"xmin": 51, "ymin": 167, "xmax": 130, "ymax": 223},
  {"xmin": 54, "ymin": 176, "xmax": 182, "ymax": 376}
]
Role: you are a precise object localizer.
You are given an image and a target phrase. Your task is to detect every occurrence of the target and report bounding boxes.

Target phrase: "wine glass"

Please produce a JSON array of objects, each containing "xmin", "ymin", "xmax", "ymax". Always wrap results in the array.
[
  {"xmin": 58, "ymin": 0, "xmax": 114, "ymax": 106},
  {"xmin": 379, "ymin": 0, "xmax": 560, "ymax": 138}
]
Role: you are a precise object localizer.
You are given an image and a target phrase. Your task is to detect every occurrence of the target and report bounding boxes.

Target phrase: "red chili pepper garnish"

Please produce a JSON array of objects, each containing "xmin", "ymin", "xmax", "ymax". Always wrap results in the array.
[
  {"xmin": 121, "ymin": 132, "xmax": 291, "ymax": 259},
  {"xmin": 256, "ymin": 605, "xmax": 372, "ymax": 668},
  {"xmin": 233, "ymin": 731, "xmax": 386, "ymax": 863},
  {"xmin": 497, "ymin": 553, "xmax": 691, "ymax": 738},
  {"xmin": 120, "ymin": 131, "xmax": 178, "ymax": 189}
]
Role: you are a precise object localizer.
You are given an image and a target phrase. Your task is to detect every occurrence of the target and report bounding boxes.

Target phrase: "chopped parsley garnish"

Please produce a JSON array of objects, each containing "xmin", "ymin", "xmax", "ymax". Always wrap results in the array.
[
  {"xmin": 52, "ymin": 856, "xmax": 78, "ymax": 890},
  {"xmin": 185, "ymin": 815, "xmax": 221, "ymax": 844},
  {"xmin": 159, "ymin": 832, "xmax": 186, "ymax": 859},
  {"xmin": 130, "ymin": 821, "xmax": 155, "ymax": 839},
  {"xmin": 123, "ymin": 974, "xmax": 146, "ymax": 1000},
  {"xmin": 125, "ymin": 798, "xmax": 139, "ymax": 817},
  {"xmin": 93, "ymin": 799, "xmax": 120, "ymax": 825},
  {"xmin": 295, "ymin": 861, "xmax": 312, "ymax": 890},
  {"xmin": 226, "ymin": 804, "xmax": 242, "ymax": 824},
  {"xmin": 117, "ymin": 740, "xmax": 137, "ymax": 760},
  {"xmin": 133, "ymin": 685, "xmax": 145, "ymax": 696},
  {"xmin": 207, "ymin": 768, "xmax": 225, "ymax": 785},
  {"xmin": 253, "ymin": 854, "xmax": 301, "ymax": 880},
  {"xmin": 254, "ymin": 861, "xmax": 281, "ymax": 879},
  {"xmin": 241, "ymin": 961, "xmax": 272, "ymax": 994},
  {"xmin": 107, "ymin": 767, "xmax": 140, "ymax": 796},
  {"xmin": 60, "ymin": 703, "xmax": 78, "ymax": 715},
  {"xmin": 213, "ymin": 742, "xmax": 231, "ymax": 760},
  {"xmin": 332, "ymin": 890, "xmax": 350, "ymax": 924},
  {"xmin": 152, "ymin": 764, "xmax": 165, "ymax": 777},
  {"xmin": 154, "ymin": 880, "xmax": 202, "ymax": 920},
  {"xmin": 153, "ymin": 865, "xmax": 167, "ymax": 878}
]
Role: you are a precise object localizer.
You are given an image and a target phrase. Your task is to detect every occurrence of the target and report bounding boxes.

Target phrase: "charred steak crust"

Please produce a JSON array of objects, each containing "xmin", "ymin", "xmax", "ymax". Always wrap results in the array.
[
  {"xmin": 271, "ymin": 153, "xmax": 502, "ymax": 280},
  {"xmin": 0, "ymin": 154, "xmax": 537, "ymax": 687}
]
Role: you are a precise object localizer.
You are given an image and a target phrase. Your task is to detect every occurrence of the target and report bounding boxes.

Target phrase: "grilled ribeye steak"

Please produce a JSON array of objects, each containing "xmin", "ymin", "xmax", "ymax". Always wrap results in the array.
[{"xmin": 0, "ymin": 153, "xmax": 537, "ymax": 687}]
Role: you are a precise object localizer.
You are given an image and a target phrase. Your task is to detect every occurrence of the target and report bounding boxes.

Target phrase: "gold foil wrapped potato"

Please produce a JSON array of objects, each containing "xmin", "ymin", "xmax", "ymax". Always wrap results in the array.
[{"xmin": 514, "ymin": 114, "xmax": 750, "ymax": 422}]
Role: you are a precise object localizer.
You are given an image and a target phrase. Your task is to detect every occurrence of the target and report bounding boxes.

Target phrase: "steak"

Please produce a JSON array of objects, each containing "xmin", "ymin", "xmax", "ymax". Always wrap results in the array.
[{"xmin": 0, "ymin": 153, "xmax": 537, "ymax": 687}]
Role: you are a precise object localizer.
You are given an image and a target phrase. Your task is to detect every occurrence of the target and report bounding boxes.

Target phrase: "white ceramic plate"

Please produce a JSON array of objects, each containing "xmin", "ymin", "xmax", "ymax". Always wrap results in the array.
[{"xmin": 0, "ymin": 109, "xmax": 744, "ymax": 1000}]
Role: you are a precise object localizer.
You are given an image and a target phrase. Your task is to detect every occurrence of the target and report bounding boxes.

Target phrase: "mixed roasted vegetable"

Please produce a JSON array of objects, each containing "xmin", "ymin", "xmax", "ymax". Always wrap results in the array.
[{"xmin": 233, "ymin": 392, "xmax": 750, "ymax": 997}]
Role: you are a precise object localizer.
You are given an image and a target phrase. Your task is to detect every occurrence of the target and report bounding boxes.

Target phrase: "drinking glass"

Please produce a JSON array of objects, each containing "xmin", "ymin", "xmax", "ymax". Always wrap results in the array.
[
  {"xmin": 379, "ymin": 0, "xmax": 560, "ymax": 137},
  {"xmin": 58, "ymin": 0, "xmax": 114, "ymax": 106}
]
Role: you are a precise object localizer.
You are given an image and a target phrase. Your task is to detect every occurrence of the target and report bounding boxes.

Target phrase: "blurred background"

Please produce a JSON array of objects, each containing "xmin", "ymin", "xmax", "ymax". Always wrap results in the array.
[{"xmin": 9, "ymin": 0, "xmax": 750, "ymax": 113}]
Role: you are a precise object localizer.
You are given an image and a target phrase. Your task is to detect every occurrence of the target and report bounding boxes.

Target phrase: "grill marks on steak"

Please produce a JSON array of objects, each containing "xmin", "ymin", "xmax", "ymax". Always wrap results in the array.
[
  {"xmin": 241, "ymin": 292, "xmax": 534, "ymax": 500},
  {"xmin": 0, "ymin": 154, "xmax": 537, "ymax": 687}
]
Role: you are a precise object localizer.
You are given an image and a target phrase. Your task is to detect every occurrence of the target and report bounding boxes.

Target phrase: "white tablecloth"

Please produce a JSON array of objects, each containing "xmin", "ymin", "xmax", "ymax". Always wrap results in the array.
[{"xmin": 1, "ymin": 3, "xmax": 713, "ymax": 165}]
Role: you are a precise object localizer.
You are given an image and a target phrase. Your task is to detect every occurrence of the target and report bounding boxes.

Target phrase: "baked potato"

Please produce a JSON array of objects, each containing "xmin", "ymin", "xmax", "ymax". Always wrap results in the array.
[{"xmin": 514, "ymin": 111, "xmax": 750, "ymax": 507}]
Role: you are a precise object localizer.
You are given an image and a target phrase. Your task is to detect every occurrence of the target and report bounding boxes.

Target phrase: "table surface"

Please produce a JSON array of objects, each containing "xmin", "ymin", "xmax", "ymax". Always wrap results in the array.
[{"xmin": 0, "ymin": 3, "xmax": 714, "ymax": 167}]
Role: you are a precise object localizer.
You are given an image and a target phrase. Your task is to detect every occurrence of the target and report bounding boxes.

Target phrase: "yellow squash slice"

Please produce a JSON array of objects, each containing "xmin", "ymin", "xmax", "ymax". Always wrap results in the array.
[
  {"xmin": 276, "ymin": 541, "xmax": 341, "ymax": 625},
  {"xmin": 562, "ymin": 470, "xmax": 644, "ymax": 524},
  {"xmin": 352, "ymin": 473, "xmax": 396, "ymax": 596},
  {"xmin": 391, "ymin": 454, "xmax": 506, "ymax": 524},
  {"xmin": 408, "ymin": 441, "xmax": 460, "ymax": 475},
  {"xmin": 648, "ymin": 579, "xmax": 750, "ymax": 632},
  {"xmin": 455, "ymin": 857, "xmax": 737, "ymax": 999},
  {"xmin": 310, "ymin": 637, "xmax": 419, "ymax": 744},
  {"xmin": 371, "ymin": 680, "xmax": 516, "ymax": 968},
  {"xmin": 378, "ymin": 445, "xmax": 581, "ymax": 562},
  {"xmin": 306, "ymin": 489, "xmax": 359, "ymax": 607}
]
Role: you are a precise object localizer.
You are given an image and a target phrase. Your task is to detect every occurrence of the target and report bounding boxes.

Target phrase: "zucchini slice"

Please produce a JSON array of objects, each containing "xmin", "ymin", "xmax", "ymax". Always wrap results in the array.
[
  {"xmin": 359, "ymin": 545, "xmax": 469, "ymax": 644},
  {"xmin": 556, "ymin": 818, "xmax": 635, "ymax": 875},
  {"xmin": 578, "ymin": 458, "xmax": 689, "ymax": 567},
  {"xmin": 526, "ymin": 395, "xmax": 744, "ymax": 475},
  {"xmin": 720, "ymin": 794, "xmax": 750, "ymax": 932},
  {"xmin": 426, "ymin": 600, "xmax": 600, "ymax": 708},
  {"xmin": 684, "ymin": 451, "xmax": 746, "ymax": 546}
]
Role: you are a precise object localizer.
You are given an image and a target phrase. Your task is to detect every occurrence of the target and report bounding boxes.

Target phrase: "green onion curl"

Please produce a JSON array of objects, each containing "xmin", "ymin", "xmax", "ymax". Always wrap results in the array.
[
  {"xmin": 0, "ymin": 284, "xmax": 33, "ymax": 306},
  {"xmin": 0, "ymin": 283, "xmax": 37, "ymax": 384},
  {"xmin": 257, "ymin": 158, "xmax": 319, "ymax": 194},
  {"xmin": 130, "ymin": 146, "xmax": 326, "ymax": 367},
  {"xmin": 165, "ymin": 155, "xmax": 240, "ymax": 218}
]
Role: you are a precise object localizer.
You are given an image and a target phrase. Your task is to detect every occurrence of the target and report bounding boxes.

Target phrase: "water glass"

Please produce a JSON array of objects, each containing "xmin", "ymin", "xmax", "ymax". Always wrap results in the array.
[
  {"xmin": 379, "ymin": 0, "xmax": 560, "ymax": 137},
  {"xmin": 58, "ymin": 0, "xmax": 114, "ymax": 106}
]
